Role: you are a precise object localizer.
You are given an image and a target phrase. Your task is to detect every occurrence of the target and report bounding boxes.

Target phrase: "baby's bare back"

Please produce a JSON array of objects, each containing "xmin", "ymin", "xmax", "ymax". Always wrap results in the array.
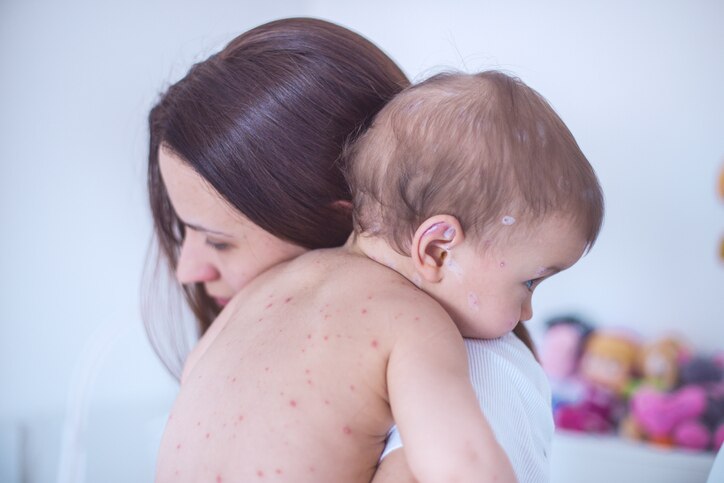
[{"xmin": 156, "ymin": 248, "xmax": 424, "ymax": 482}]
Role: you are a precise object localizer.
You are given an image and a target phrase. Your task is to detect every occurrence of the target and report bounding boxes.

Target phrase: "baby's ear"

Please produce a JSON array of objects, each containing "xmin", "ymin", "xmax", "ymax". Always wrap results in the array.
[{"xmin": 411, "ymin": 215, "xmax": 464, "ymax": 283}]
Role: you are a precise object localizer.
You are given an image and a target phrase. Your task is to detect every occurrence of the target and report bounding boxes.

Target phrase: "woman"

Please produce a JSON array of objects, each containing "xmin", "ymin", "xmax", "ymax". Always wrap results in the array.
[{"xmin": 146, "ymin": 17, "xmax": 549, "ymax": 482}]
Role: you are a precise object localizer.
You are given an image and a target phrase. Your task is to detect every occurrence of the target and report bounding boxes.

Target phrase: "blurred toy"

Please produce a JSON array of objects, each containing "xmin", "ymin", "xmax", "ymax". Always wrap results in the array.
[
  {"xmin": 630, "ymin": 385, "xmax": 707, "ymax": 445},
  {"xmin": 579, "ymin": 331, "xmax": 639, "ymax": 395},
  {"xmin": 554, "ymin": 331, "xmax": 638, "ymax": 433},
  {"xmin": 541, "ymin": 315, "xmax": 593, "ymax": 379},
  {"xmin": 555, "ymin": 385, "xmax": 620, "ymax": 433},
  {"xmin": 680, "ymin": 356, "xmax": 724, "ymax": 386},
  {"xmin": 541, "ymin": 315, "xmax": 593, "ymax": 409},
  {"xmin": 623, "ymin": 351, "xmax": 724, "ymax": 452},
  {"xmin": 636, "ymin": 337, "xmax": 687, "ymax": 391}
]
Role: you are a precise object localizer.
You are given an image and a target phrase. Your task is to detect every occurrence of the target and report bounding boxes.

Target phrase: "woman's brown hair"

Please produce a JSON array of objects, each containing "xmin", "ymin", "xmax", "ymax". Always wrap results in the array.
[{"xmin": 145, "ymin": 18, "xmax": 409, "ymax": 376}]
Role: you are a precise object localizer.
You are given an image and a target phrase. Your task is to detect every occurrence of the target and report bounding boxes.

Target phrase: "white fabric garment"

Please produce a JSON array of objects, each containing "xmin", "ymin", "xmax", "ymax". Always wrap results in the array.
[{"xmin": 381, "ymin": 332, "xmax": 554, "ymax": 483}]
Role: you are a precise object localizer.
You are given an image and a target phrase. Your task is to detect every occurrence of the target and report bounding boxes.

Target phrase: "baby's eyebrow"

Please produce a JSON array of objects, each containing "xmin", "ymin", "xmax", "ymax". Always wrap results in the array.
[{"xmin": 536, "ymin": 266, "xmax": 563, "ymax": 277}]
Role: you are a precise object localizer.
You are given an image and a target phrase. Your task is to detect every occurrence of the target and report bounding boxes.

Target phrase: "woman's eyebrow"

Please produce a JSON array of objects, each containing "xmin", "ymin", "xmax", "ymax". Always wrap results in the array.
[{"xmin": 183, "ymin": 220, "xmax": 232, "ymax": 238}]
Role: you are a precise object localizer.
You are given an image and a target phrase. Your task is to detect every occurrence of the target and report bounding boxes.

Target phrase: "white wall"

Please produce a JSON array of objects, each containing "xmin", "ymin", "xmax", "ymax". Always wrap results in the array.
[{"xmin": 1, "ymin": 1, "xmax": 722, "ymax": 481}]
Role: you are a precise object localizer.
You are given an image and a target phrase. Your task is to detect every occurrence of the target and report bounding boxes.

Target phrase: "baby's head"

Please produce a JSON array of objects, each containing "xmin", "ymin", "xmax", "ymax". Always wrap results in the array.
[{"xmin": 346, "ymin": 71, "xmax": 604, "ymax": 338}]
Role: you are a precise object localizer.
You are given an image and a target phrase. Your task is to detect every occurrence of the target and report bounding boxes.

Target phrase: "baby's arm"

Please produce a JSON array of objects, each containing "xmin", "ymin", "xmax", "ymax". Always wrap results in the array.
[
  {"xmin": 374, "ymin": 447, "xmax": 416, "ymax": 483},
  {"xmin": 387, "ymin": 304, "xmax": 516, "ymax": 483}
]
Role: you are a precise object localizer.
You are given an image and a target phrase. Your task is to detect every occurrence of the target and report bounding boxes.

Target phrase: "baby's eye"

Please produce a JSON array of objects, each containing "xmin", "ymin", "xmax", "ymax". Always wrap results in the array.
[
  {"xmin": 524, "ymin": 278, "xmax": 541, "ymax": 292},
  {"xmin": 205, "ymin": 238, "xmax": 231, "ymax": 251}
]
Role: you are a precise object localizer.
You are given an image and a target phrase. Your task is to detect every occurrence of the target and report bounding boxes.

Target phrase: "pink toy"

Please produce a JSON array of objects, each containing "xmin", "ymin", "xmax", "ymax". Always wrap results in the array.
[
  {"xmin": 631, "ymin": 385, "xmax": 707, "ymax": 438},
  {"xmin": 541, "ymin": 316, "xmax": 592, "ymax": 380},
  {"xmin": 673, "ymin": 420, "xmax": 710, "ymax": 450},
  {"xmin": 554, "ymin": 385, "xmax": 621, "ymax": 434}
]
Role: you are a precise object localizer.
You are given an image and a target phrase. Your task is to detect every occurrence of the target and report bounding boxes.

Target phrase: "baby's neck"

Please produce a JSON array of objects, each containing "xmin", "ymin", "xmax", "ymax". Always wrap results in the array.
[{"xmin": 344, "ymin": 233, "xmax": 419, "ymax": 286}]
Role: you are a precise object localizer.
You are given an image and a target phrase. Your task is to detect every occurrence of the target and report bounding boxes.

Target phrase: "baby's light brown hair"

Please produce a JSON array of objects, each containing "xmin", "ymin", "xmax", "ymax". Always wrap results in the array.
[{"xmin": 345, "ymin": 71, "xmax": 604, "ymax": 253}]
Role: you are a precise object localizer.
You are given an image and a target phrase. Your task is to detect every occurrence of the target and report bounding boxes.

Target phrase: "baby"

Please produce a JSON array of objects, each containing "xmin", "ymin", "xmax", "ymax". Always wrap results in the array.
[{"xmin": 156, "ymin": 71, "xmax": 604, "ymax": 482}]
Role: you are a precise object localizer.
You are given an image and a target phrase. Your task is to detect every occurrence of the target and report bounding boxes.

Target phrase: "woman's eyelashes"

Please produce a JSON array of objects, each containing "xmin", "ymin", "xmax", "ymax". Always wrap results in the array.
[{"xmin": 205, "ymin": 238, "xmax": 232, "ymax": 251}]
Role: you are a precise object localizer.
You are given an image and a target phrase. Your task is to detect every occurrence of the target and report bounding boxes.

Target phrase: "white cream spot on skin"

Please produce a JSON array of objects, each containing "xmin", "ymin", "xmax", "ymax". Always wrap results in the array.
[
  {"xmin": 445, "ymin": 256, "xmax": 464, "ymax": 280},
  {"xmin": 443, "ymin": 227, "xmax": 456, "ymax": 239},
  {"xmin": 423, "ymin": 222, "xmax": 445, "ymax": 237},
  {"xmin": 499, "ymin": 260, "xmax": 506, "ymax": 268},
  {"xmin": 501, "ymin": 216, "xmax": 516, "ymax": 225},
  {"xmin": 467, "ymin": 292, "xmax": 480, "ymax": 312},
  {"xmin": 411, "ymin": 273, "xmax": 423, "ymax": 288}
]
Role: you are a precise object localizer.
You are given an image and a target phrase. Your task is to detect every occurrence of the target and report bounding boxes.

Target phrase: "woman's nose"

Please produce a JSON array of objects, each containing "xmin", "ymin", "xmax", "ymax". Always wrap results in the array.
[{"xmin": 175, "ymin": 232, "xmax": 220, "ymax": 285}]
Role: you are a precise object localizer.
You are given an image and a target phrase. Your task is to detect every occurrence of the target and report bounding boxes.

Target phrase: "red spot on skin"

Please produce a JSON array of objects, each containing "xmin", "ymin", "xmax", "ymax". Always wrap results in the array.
[
  {"xmin": 285, "ymin": 297, "xmax": 293, "ymax": 303},
  {"xmin": 324, "ymin": 314, "xmax": 331, "ymax": 320},
  {"xmin": 414, "ymin": 316, "xmax": 420, "ymax": 321},
  {"xmin": 342, "ymin": 426, "xmax": 352, "ymax": 435},
  {"xmin": 349, "ymin": 385, "xmax": 356, "ymax": 391},
  {"xmin": 238, "ymin": 415, "xmax": 244, "ymax": 422},
  {"xmin": 176, "ymin": 443, "xmax": 181, "ymax": 450},
  {"xmin": 308, "ymin": 467, "xmax": 316, "ymax": 473},
  {"xmin": 324, "ymin": 399, "xmax": 330, "ymax": 405},
  {"xmin": 205, "ymin": 433, "xmax": 211, "ymax": 439},
  {"xmin": 196, "ymin": 421, "xmax": 201, "ymax": 427},
  {"xmin": 307, "ymin": 379, "xmax": 313, "ymax": 385},
  {"xmin": 367, "ymin": 295, "xmax": 373, "ymax": 300},
  {"xmin": 216, "ymin": 475, "xmax": 223, "ymax": 483},
  {"xmin": 290, "ymin": 400, "xmax": 297, "ymax": 407},
  {"xmin": 265, "ymin": 367, "xmax": 270, "ymax": 372},
  {"xmin": 258, "ymin": 317, "xmax": 263, "ymax": 322},
  {"xmin": 305, "ymin": 369, "xmax": 311, "ymax": 374},
  {"xmin": 323, "ymin": 335, "xmax": 329, "ymax": 341},
  {"xmin": 230, "ymin": 377, "xmax": 237, "ymax": 383},
  {"xmin": 275, "ymin": 468, "xmax": 283, "ymax": 475},
  {"xmin": 371, "ymin": 339, "xmax": 379, "ymax": 349},
  {"xmin": 307, "ymin": 334, "xmax": 312, "ymax": 340},
  {"xmin": 361, "ymin": 308, "xmax": 368, "ymax": 315},
  {"xmin": 265, "ymin": 302, "xmax": 274, "ymax": 309},
  {"xmin": 257, "ymin": 470, "xmax": 264, "ymax": 477}
]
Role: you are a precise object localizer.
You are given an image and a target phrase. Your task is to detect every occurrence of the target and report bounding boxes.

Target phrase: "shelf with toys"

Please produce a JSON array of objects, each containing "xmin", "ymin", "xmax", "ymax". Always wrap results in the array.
[{"xmin": 540, "ymin": 315, "xmax": 722, "ymax": 482}]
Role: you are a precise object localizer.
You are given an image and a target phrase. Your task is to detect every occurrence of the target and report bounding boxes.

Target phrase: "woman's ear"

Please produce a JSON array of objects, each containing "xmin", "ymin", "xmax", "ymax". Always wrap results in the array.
[
  {"xmin": 411, "ymin": 215, "xmax": 465, "ymax": 283},
  {"xmin": 329, "ymin": 199, "xmax": 353, "ymax": 216}
]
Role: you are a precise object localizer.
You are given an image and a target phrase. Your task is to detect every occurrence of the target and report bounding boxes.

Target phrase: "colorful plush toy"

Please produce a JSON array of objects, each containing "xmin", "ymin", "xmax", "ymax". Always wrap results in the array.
[
  {"xmin": 554, "ymin": 331, "xmax": 639, "ymax": 433},
  {"xmin": 623, "ymin": 352, "xmax": 724, "ymax": 451},
  {"xmin": 579, "ymin": 331, "xmax": 639, "ymax": 396},
  {"xmin": 541, "ymin": 315, "xmax": 593, "ymax": 410},
  {"xmin": 636, "ymin": 337, "xmax": 687, "ymax": 391}
]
